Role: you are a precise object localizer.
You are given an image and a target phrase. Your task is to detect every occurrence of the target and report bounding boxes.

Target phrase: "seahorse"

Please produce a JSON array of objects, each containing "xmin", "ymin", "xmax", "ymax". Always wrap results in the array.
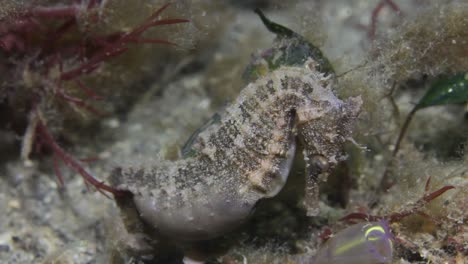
[{"xmin": 110, "ymin": 59, "xmax": 362, "ymax": 241}]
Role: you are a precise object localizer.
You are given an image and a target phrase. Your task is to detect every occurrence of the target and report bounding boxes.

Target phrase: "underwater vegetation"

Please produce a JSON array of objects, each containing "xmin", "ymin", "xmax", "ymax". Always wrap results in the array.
[
  {"xmin": 0, "ymin": 1, "xmax": 188, "ymax": 193},
  {"xmin": 0, "ymin": 1, "xmax": 466, "ymax": 264},
  {"xmin": 380, "ymin": 73, "xmax": 468, "ymax": 190}
]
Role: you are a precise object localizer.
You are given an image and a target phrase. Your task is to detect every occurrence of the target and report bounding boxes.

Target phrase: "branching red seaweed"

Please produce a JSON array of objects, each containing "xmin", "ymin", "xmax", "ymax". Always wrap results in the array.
[
  {"xmin": 1, "ymin": 1, "xmax": 188, "ymax": 194},
  {"xmin": 34, "ymin": 110, "xmax": 123, "ymax": 196},
  {"xmin": 340, "ymin": 177, "xmax": 455, "ymax": 223},
  {"xmin": 368, "ymin": 0, "xmax": 401, "ymax": 40}
]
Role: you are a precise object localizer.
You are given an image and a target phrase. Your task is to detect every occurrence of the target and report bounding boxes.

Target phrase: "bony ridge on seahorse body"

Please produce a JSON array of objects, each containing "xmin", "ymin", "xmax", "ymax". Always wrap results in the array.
[{"xmin": 110, "ymin": 59, "xmax": 362, "ymax": 241}]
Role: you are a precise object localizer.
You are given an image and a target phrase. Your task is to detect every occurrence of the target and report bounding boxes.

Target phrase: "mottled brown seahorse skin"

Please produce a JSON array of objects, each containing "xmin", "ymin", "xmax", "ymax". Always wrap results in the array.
[{"xmin": 110, "ymin": 59, "xmax": 362, "ymax": 241}]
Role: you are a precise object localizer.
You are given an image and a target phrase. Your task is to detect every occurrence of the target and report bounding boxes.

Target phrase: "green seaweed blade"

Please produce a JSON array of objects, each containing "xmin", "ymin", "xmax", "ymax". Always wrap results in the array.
[
  {"xmin": 244, "ymin": 9, "xmax": 334, "ymax": 82},
  {"xmin": 416, "ymin": 73, "xmax": 468, "ymax": 110}
]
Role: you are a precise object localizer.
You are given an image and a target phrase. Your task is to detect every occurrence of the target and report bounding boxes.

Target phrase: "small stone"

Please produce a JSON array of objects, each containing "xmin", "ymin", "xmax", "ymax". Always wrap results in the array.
[{"xmin": 8, "ymin": 199, "xmax": 21, "ymax": 209}]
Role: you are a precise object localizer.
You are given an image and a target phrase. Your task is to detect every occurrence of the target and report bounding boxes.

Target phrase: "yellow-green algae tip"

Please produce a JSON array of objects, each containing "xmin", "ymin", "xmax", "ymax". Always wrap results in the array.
[{"xmin": 313, "ymin": 220, "xmax": 393, "ymax": 264}]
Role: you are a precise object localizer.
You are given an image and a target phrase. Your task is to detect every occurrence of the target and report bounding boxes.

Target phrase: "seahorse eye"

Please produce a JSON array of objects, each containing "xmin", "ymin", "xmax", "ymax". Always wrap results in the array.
[{"xmin": 310, "ymin": 155, "xmax": 330, "ymax": 173}]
